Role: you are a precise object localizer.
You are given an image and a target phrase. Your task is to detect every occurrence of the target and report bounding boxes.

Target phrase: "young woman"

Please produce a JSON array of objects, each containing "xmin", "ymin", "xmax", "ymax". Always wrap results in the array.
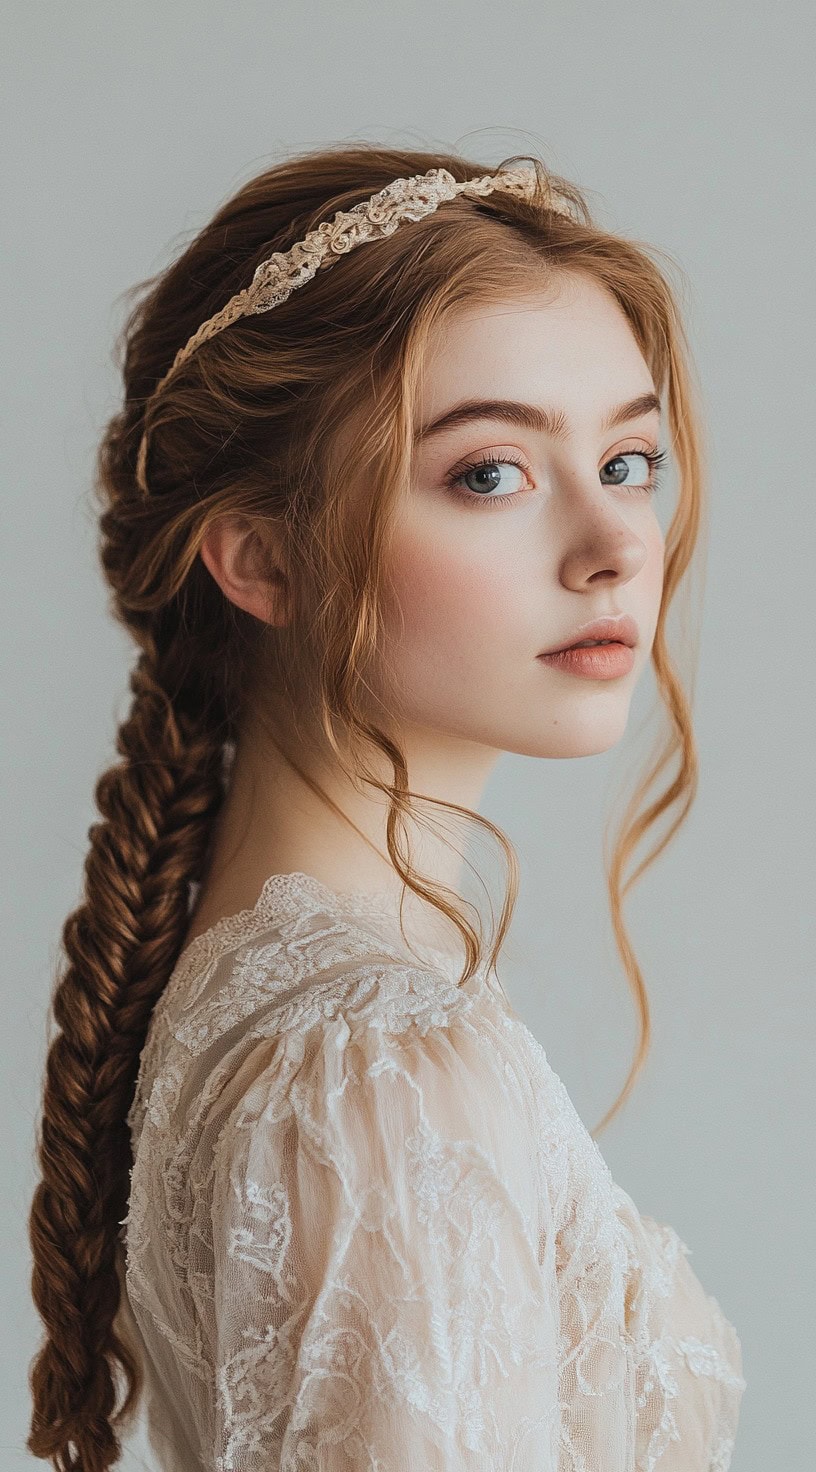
[{"xmin": 27, "ymin": 144, "xmax": 745, "ymax": 1470}]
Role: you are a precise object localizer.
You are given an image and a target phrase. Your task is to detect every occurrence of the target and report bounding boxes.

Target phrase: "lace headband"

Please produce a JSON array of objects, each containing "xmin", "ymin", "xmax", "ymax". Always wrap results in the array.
[{"xmin": 135, "ymin": 164, "xmax": 573, "ymax": 494}]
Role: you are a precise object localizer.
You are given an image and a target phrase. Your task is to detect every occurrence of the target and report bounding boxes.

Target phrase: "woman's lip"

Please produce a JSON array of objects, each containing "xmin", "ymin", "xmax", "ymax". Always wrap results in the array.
[
  {"xmin": 540, "ymin": 614, "xmax": 639, "ymax": 654},
  {"xmin": 537, "ymin": 642, "xmax": 635, "ymax": 679}
]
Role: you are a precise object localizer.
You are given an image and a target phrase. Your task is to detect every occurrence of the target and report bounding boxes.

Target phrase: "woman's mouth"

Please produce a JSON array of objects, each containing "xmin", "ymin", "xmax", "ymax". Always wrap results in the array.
[{"xmin": 537, "ymin": 641, "xmax": 635, "ymax": 679}]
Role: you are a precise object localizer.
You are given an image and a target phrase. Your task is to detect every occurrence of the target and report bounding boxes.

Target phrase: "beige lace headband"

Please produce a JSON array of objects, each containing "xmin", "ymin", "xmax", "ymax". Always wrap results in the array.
[{"xmin": 135, "ymin": 164, "xmax": 573, "ymax": 494}]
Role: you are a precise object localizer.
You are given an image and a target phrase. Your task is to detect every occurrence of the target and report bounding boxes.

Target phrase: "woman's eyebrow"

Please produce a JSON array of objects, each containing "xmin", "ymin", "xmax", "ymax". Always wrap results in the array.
[{"xmin": 415, "ymin": 392, "xmax": 661, "ymax": 444}]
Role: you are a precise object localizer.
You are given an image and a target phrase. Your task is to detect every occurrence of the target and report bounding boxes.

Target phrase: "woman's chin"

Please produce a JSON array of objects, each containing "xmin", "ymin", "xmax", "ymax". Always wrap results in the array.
[{"xmin": 505, "ymin": 706, "xmax": 633, "ymax": 759}]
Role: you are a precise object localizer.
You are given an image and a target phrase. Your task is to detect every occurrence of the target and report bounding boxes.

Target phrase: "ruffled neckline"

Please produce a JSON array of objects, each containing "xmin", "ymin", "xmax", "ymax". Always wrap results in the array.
[{"xmin": 173, "ymin": 869, "xmax": 475, "ymax": 986}]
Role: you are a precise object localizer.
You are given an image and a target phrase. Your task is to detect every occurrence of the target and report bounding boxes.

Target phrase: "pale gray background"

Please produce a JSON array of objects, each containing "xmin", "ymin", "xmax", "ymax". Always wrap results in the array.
[{"xmin": 3, "ymin": 3, "xmax": 814, "ymax": 1468}]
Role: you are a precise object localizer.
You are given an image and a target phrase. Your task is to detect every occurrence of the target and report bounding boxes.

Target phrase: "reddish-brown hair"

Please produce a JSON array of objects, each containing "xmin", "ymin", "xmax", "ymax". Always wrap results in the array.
[{"xmin": 28, "ymin": 141, "xmax": 706, "ymax": 1470}]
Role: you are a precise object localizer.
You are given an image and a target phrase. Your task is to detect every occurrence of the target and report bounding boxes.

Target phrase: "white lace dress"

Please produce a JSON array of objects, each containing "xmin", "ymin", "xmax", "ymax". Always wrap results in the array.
[{"xmin": 119, "ymin": 871, "xmax": 745, "ymax": 1471}]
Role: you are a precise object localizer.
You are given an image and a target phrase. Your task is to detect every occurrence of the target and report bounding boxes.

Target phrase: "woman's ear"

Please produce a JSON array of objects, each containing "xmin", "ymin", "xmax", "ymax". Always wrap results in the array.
[{"xmin": 198, "ymin": 514, "xmax": 291, "ymax": 627}]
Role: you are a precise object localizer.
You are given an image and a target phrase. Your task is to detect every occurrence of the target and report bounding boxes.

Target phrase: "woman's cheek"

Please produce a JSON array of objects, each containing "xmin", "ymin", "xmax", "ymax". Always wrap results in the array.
[{"xmin": 389, "ymin": 530, "xmax": 513, "ymax": 655}]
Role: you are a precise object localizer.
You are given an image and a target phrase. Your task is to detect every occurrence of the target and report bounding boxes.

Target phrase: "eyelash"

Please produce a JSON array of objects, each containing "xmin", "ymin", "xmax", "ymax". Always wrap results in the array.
[{"xmin": 443, "ymin": 446, "xmax": 669, "ymax": 510}]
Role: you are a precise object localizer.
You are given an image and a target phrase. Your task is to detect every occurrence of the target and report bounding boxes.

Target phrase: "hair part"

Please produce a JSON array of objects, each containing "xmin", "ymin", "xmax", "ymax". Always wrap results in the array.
[{"xmin": 28, "ymin": 140, "xmax": 706, "ymax": 1470}]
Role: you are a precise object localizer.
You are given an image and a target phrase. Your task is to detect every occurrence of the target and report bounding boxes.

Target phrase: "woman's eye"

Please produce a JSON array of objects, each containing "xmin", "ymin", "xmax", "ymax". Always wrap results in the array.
[
  {"xmin": 447, "ymin": 457, "xmax": 529, "ymax": 501},
  {"xmin": 600, "ymin": 451, "xmax": 654, "ymax": 491}
]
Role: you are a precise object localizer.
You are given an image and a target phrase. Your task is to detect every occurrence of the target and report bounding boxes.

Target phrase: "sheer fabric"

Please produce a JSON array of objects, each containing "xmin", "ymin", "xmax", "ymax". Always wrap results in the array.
[{"xmin": 120, "ymin": 872, "xmax": 745, "ymax": 1470}]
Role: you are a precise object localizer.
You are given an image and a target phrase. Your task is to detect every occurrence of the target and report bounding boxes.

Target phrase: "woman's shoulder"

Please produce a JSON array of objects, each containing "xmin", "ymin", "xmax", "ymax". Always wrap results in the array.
[
  {"xmin": 126, "ymin": 893, "xmax": 530, "ymax": 1150},
  {"xmin": 166, "ymin": 899, "xmax": 498, "ymax": 1040}
]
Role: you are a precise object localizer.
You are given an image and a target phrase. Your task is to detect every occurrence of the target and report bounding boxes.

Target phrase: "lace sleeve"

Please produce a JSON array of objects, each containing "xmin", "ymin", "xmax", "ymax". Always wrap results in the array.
[
  {"xmin": 207, "ymin": 983, "xmax": 561, "ymax": 1470},
  {"xmin": 611, "ymin": 1190, "xmax": 746, "ymax": 1470}
]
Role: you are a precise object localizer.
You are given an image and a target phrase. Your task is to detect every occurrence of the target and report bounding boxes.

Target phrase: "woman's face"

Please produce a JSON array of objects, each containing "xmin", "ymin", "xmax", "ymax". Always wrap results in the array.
[{"xmin": 377, "ymin": 270, "xmax": 666, "ymax": 760}]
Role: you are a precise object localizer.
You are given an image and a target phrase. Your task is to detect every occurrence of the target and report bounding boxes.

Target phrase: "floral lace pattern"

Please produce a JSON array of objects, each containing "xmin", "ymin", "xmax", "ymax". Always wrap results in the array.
[{"xmin": 119, "ymin": 871, "xmax": 745, "ymax": 1470}]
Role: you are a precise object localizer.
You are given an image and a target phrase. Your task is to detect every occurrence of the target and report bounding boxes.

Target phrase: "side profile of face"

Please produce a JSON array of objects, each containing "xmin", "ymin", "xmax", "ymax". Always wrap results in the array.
[{"xmin": 374, "ymin": 269, "xmax": 666, "ymax": 761}]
